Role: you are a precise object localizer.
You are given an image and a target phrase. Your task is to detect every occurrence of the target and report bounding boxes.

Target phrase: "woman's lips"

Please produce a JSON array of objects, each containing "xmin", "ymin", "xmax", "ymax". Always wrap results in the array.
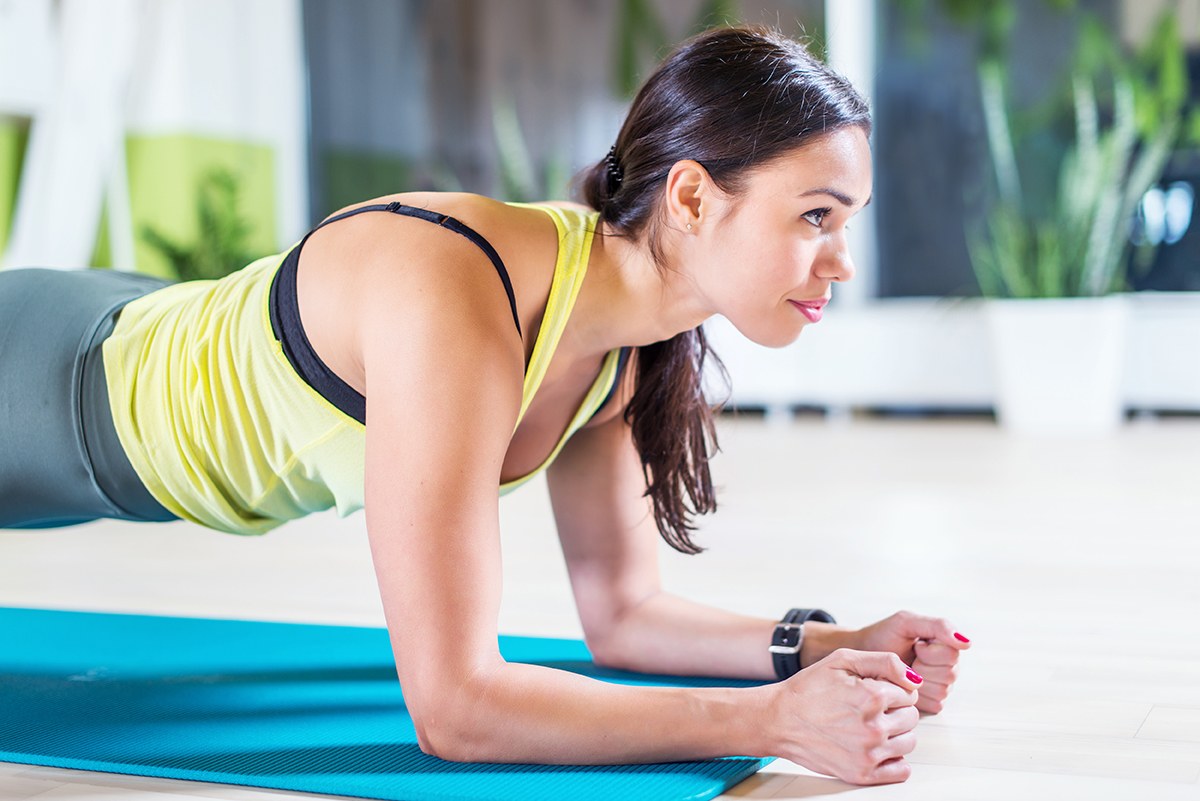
[{"xmin": 788, "ymin": 297, "xmax": 828, "ymax": 323}]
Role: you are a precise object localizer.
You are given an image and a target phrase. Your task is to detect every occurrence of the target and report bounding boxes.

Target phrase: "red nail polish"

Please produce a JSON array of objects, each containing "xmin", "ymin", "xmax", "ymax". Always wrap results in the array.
[
  {"xmin": 906, "ymin": 669, "xmax": 923, "ymax": 684},
  {"xmin": 954, "ymin": 632, "xmax": 970, "ymax": 643}
]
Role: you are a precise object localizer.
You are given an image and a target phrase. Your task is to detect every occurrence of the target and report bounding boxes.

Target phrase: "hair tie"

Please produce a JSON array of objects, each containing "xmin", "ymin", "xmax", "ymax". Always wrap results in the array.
[{"xmin": 604, "ymin": 145, "xmax": 624, "ymax": 192}]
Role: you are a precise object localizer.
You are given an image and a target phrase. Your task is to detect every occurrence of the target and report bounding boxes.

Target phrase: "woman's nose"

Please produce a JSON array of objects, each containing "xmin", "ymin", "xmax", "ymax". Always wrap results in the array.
[{"xmin": 815, "ymin": 234, "xmax": 855, "ymax": 283}]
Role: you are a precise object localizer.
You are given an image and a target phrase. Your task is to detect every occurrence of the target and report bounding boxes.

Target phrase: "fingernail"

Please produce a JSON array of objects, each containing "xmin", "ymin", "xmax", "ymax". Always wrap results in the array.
[
  {"xmin": 906, "ymin": 669, "xmax": 923, "ymax": 684},
  {"xmin": 954, "ymin": 632, "xmax": 970, "ymax": 643}
]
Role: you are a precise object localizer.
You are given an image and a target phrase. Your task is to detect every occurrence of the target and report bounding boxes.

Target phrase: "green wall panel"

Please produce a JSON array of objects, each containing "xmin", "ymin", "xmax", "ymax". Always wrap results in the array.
[
  {"xmin": 0, "ymin": 118, "xmax": 30, "ymax": 255},
  {"xmin": 90, "ymin": 201, "xmax": 112, "ymax": 269},
  {"xmin": 125, "ymin": 135, "xmax": 277, "ymax": 278}
]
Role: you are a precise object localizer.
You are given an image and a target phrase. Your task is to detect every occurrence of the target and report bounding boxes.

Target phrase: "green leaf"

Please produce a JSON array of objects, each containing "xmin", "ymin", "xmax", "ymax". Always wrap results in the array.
[
  {"xmin": 1074, "ymin": 14, "xmax": 1114, "ymax": 78},
  {"xmin": 139, "ymin": 167, "xmax": 261, "ymax": 282},
  {"xmin": 978, "ymin": 60, "xmax": 1023, "ymax": 209},
  {"xmin": 543, "ymin": 152, "xmax": 571, "ymax": 202},
  {"xmin": 692, "ymin": 0, "xmax": 741, "ymax": 34},
  {"xmin": 612, "ymin": 0, "xmax": 670, "ymax": 97},
  {"xmin": 613, "ymin": 0, "xmax": 640, "ymax": 97},
  {"xmin": 1142, "ymin": 11, "xmax": 1187, "ymax": 116},
  {"xmin": 1186, "ymin": 107, "xmax": 1200, "ymax": 147},
  {"xmin": 492, "ymin": 94, "xmax": 539, "ymax": 203}
]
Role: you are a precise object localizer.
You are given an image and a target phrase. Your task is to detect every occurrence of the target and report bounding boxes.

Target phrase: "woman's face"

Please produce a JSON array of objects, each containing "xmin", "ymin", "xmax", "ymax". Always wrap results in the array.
[{"xmin": 701, "ymin": 126, "xmax": 873, "ymax": 348}]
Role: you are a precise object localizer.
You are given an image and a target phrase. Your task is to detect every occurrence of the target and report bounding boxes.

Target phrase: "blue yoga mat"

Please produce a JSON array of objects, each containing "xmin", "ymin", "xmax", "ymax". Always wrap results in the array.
[{"xmin": 0, "ymin": 608, "xmax": 772, "ymax": 801}]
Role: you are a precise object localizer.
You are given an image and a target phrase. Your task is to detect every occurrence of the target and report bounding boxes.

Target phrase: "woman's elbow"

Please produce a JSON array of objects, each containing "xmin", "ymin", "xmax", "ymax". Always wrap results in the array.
[
  {"xmin": 584, "ymin": 631, "xmax": 636, "ymax": 672},
  {"xmin": 408, "ymin": 681, "xmax": 495, "ymax": 762},
  {"xmin": 412, "ymin": 709, "xmax": 478, "ymax": 762},
  {"xmin": 414, "ymin": 721, "xmax": 465, "ymax": 762}
]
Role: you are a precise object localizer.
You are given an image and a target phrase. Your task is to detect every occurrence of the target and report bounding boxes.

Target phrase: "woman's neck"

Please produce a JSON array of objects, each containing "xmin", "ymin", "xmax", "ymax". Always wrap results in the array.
[{"xmin": 558, "ymin": 222, "xmax": 711, "ymax": 361}]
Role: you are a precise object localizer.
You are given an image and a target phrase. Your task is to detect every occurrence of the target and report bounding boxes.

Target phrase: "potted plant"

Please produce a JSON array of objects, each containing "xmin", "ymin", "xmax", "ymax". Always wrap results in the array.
[{"xmin": 970, "ymin": 13, "xmax": 1189, "ymax": 434}]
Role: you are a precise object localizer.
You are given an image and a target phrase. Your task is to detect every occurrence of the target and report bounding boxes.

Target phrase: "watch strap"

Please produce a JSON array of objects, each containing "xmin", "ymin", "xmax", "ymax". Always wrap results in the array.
[{"xmin": 770, "ymin": 608, "xmax": 836, "ymax": 681}]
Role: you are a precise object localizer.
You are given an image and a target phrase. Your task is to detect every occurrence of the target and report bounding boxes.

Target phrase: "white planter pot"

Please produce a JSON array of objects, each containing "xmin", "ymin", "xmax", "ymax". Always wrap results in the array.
[{"xmin": 985, "ymin": 295, "xmax": 1129, "ymax": 435}]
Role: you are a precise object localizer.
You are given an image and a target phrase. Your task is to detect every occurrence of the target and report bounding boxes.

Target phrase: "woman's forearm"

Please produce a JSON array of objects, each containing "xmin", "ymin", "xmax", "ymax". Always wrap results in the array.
[
  {"xmin": 584, "ymin": 591, "xmax": 857, "ymax": 680},
  {"xmin": 418, "ymin": 644, "xmax": 925, "ymax": 788},
  {"xmin": 423, "ymin": 658, "xmax": 770, "ymax": 764}
]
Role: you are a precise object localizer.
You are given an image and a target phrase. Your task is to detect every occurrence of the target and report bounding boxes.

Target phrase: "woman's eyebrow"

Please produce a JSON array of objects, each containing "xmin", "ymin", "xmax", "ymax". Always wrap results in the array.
[{"xmin": 798, "ymin": 188, "xmax": 871, "ymax": 207}]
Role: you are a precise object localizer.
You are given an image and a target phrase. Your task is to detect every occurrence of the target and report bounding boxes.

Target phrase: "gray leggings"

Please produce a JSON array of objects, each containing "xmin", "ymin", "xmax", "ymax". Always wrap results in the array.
[{"xmin": 0, "ymin": 268, "xmax": 177, "ymax": 528}]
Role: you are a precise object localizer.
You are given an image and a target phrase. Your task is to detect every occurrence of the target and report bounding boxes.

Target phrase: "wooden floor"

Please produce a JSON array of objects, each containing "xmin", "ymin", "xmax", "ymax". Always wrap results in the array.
[{"xmin": 2, "ymin": 414, "xmax": 1198, "ymax": 800}]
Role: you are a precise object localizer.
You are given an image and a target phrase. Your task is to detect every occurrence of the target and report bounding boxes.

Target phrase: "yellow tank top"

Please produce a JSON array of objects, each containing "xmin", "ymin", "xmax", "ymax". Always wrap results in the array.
[{"xmin": 103, "ymin": 203, "xmax": 617, "ymax": 535}]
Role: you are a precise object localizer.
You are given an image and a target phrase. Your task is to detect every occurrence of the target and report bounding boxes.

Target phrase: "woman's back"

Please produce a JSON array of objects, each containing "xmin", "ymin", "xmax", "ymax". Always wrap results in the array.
[{"xmin": 103, "ymin": 250, "xmax": 364, "ymax": 533}]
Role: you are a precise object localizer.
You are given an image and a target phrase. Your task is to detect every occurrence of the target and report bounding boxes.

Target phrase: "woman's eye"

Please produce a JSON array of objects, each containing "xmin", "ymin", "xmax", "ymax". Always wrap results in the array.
[{"xmin": 803, "ymin": 208, "xmax": 832, "ymax": 227}]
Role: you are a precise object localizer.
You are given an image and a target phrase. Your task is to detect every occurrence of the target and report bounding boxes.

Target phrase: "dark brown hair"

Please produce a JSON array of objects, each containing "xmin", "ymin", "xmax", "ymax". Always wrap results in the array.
[{"xmin": 579, "ymin": 26, "xmax": 871, "ymax": 554}]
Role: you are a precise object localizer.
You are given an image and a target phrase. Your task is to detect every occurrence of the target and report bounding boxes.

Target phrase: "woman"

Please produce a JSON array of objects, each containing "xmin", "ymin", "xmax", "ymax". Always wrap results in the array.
[{"xmin": 0, "ymin": 26, "xmax": 968, "ymax": 784}]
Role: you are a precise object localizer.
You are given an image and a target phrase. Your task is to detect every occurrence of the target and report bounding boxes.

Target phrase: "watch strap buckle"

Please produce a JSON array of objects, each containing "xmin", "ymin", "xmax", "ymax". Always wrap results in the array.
[{"xmin": 770, "ymin": 608, "xmax": 836, "ymax": 681}]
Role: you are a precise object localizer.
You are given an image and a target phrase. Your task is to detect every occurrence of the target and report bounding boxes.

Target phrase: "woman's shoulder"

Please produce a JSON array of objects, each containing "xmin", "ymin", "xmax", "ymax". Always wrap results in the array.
[
  {"xmin": 331, "ymin": 191, "xmax": 566, "ymax": 231},
  {"xmin": 295, "ymin": 193, "xmax": 536, "ymax": 401},
  {"xmin": 299, "ymin": 192, "xmax": 565, "ymax": 361}
]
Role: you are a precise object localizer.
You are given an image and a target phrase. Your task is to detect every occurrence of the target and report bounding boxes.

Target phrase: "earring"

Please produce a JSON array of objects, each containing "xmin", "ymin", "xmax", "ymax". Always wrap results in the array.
[{"xmin": 686, "ymin": 223, "xmax": 693, "ymax": 230}]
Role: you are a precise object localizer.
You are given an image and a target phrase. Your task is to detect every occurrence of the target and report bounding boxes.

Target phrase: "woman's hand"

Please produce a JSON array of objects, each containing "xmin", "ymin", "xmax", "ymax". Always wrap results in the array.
[
  {"xmin": 850, "ymin": 611, "xmax": 971, "ymax": 714},
  {"xmin": 768, "ymin": 648, "xmax": 921, "ymax": 785}
]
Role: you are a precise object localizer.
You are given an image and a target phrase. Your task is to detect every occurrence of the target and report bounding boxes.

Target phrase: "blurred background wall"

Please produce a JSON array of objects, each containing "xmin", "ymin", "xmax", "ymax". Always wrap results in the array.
[{"xmin": 1, "ymin": 0, "xmax": 1198, "ymax": 420}]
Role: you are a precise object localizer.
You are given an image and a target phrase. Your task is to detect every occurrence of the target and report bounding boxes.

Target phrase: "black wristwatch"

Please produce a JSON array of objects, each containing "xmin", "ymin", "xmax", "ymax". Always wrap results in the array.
[{"xmin": 769, "ymin": 607, "xmax": 837, "ymax": 681}]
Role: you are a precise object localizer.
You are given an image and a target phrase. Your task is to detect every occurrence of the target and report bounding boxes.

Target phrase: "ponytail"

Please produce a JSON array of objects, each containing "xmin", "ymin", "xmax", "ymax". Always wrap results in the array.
[{"xmin": 624, "ymin": 329, "xmax": 722, "ymax": 555}]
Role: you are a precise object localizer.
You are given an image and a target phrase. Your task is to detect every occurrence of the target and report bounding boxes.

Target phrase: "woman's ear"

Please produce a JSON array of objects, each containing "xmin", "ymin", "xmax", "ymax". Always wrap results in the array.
[{"xmin": 663, "ymin": 160, "xmax": 713, "ymax": 231}]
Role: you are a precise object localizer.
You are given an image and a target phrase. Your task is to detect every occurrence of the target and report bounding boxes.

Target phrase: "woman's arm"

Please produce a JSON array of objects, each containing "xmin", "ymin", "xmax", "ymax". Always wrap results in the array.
[
  {"xmin": 354, "ymin": 218, "xmax": 920, "ymax": 783},
  {"xmin": 546, "ymin": 405, "xmax": 784, "ymax": 679},
  {"xmin": 546, "ymin": 399, "xmax": 970, "ymax": 708}
]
